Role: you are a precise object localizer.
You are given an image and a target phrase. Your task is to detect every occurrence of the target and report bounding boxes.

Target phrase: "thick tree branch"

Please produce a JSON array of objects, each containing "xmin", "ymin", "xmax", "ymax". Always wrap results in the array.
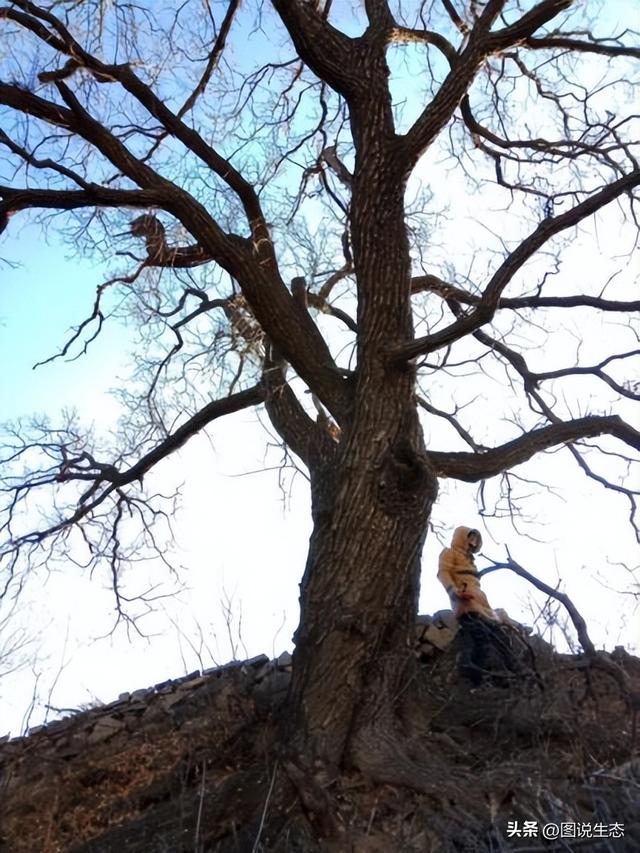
[
  {"xmin": 0, "ymin": 185, "xmax": 165, "ymax": 217},
  {"xmin": 1, "ymin": 384, "xmax": 266, "ymax": 570},
  {"xmin": 0, "ymin": 80, "xmax": 348, "ymax": 421},
  {"xmin": 440, "ymin": 0, "xmax": 468, "ymax": 35},
  {"xmin": 146, "ymin": 210, "xmax": 351, "ymax": 425},
  {"xmin": 307, "ymin": 291, "xmax": 358, "ymax": 333},
  {"xmin": 364, "ymin": 0, "xmax": 395, "ymax": 31},
  {"xmin": 0, "ymin": 82, "xmax": 165, "ymax": 189},
  {"xmin": 393, "ymin": 168, "xmax": 640, "ymax": 362},
  {"xmin": 410, "ymin": 274, "xmax": 640, "ymax": 313},
  {"xmin": 0, "ymin": 4, "xmax": 67, "ymax": 53},
  {"xmin": 401, "ymin": 0, "xmax": 579, "ymax": 167},
  {"xmin": 117, "ymin": 0, "xmax": 241, "ymax": 168},
  {"xmin": 389, "ymin": 26, "xmax": 456, "ymax": 60},
  {"xmin": 271, "ymin": 0, "xmax": 358, "ymax": 97},
  {"xmin": 118, "ymin": 385, "xmax": 266, "ymax": 484},
  {"xmin": 262, "ymin": 345, "xmax": 336, "ymax": 467},
  {"xmin": 80, "ymin": 66, "xmax": 272, "ymax": 250},
  {"xmin": 523, "ymin": 34, "xmax": 640, "ymax": 60},
  {"xmin": 411, "ymin": 274, "xmax": 475, "ymax": 301},
  {"xmin": 401, "ymin": 1, "xmax": 506, "ymax": 164},
  {"xmin": 3, "ymin": 3, "xmax": 272, "ymax": 251},
  {"xmin": 427, "ymin": 416, "xmax": 640, "ymax": 482},
  {"xmin": 488, "ymin": 0, "xmax": 574, "ymax": 50},
  {"xmin": 126, "ymin": 213, "xmax": 213, "ymax": 268}
]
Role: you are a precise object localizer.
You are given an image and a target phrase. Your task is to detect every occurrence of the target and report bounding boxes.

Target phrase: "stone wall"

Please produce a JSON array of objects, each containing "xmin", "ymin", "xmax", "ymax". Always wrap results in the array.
[
  {"xmin": 5, "ymin": 612, "xmax": 633, "ymax": 853},
  {"xmin": 0, "ymin": 616, "xmax": 465, "ymax": 851},
  {"xmin": 0, "ymin": 613, "xmax": 461, "ymax": 766}
]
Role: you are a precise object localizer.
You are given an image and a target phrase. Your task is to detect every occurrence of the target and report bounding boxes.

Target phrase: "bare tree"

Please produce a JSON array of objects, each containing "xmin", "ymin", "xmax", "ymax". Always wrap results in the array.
[{"xmin": 1, "ymin": 0, "xmax": 639, "ymax": 789}]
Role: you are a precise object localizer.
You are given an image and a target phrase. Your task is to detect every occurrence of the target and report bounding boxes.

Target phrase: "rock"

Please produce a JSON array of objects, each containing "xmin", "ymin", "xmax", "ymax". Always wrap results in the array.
[
  {"xmin": 244, "ymin": 654, "xmax": 270, "ymax": 670},
  {"xmin": 130, "ymin": 688, "xmax": 152, "ymax": 702},
  {"xmin": 43, "ymin": 716, "xmax": 76, "ymax": 736},
  {"xmin": 103, "ymin": 698, "xmax": 132, "ymax": 713},
  {"xmin": 254, "ymin": 670, "xmax": 291, "ymax": 714},
  {"xmin": 415, "ymin": 615, "xmax": 433, "ymax": 642},
  {"xmin": 432, "ymin": 610, "xmax": 458, "ymax": 630},
  {"xmin": 56, "ymin": 743, "xmax": 82, "ymax": 760},
  {"xmin": 174, "ymin": 675, "xmax": 207, "ymax": 691},
  {"xmin": 86, "ymin": 716, "xmax": 124, "ymax": 744},
  {"xmin": 422, "ymin": 624, "xmax": 457, "ymax": 651},
  {"xmin": 203, "ymin": 659, "xmax": 250, "ymax": 677},
  {"xmin": 174, "ymin": 670, "xmax": 201, "ymax": 684},
  {"xmin": 414, "ymin": 643, "xmax": 437, "ymax": 662},
  {"xmin": 2, "ymin": 629, "xmax": 639, "ymax": 853},
  {"xmin": 275, "ymin": 651, "xmax": 293, "ymax": 670}
]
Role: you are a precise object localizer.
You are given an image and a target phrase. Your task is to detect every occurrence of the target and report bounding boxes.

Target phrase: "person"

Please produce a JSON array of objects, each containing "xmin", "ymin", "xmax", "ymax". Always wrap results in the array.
[{"xmin": 438, "ymin": 526, "xmax": 518, "ymax": 686}]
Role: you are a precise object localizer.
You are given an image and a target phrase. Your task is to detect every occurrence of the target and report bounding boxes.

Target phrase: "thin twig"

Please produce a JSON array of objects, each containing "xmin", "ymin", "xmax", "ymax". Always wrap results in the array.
[{"xmin": 251, "ymin": 761, "xmax": 279, "ymax": 853}]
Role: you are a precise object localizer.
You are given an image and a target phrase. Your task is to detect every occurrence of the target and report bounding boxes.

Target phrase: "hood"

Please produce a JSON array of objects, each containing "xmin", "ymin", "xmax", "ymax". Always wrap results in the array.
[{"xmin": 450, "ymin": 525, "xmax": 482, "ymax": 554}]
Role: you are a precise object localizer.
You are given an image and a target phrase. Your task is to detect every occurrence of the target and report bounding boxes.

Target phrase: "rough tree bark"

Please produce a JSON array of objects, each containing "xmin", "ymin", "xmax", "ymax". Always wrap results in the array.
[{"xmin": 280, "ymin": 18, "xmax": 435, "ymax": 772}]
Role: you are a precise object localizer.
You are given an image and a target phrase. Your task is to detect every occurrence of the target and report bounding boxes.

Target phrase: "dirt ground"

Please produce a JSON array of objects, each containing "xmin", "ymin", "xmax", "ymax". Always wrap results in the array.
[{"xmin": 1, "ymin": 634, "xmax": 638, "ymax": 852}]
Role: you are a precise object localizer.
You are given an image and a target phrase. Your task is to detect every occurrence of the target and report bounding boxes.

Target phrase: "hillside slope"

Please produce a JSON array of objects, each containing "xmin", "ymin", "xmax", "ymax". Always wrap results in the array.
[{"xmin": 1, "ymin": 614, "xmax": 638, "ymax": 852}]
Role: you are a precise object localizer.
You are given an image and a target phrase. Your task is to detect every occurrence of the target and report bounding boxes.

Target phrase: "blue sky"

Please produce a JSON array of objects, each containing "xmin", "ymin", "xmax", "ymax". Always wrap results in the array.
[{"xmin": 1, "ymin": 221, "xmax": 128, "ymax": 422}]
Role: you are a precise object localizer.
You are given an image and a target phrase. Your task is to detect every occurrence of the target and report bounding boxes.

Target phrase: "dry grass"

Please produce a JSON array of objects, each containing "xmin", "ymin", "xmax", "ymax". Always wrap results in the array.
[{"xmin": 1, "ymin": 645, "xmax": 638, "ymax": 852}]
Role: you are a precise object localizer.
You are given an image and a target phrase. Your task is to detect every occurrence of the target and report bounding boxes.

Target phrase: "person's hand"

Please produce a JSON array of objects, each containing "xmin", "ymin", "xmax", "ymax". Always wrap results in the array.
[{"xmin": 455, "ymin": 590, "xmax": 474, "ymax": 601}]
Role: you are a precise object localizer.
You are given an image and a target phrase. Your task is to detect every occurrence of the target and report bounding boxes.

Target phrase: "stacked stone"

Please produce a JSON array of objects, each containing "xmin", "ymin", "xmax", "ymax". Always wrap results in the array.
[
  {"xmin": 0, "ymin": 650, "xmax": 298, "ymax": 793},
  {"xmin": 414, "ymin": 610, "xmax": 459, "ymax": 661},
  {"xmin": 0, "ymin": 614, "xmax": 463, "ymax": 768}
]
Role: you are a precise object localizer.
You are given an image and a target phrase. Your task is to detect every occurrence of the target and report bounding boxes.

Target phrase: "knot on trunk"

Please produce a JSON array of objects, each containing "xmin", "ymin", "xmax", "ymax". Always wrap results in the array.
[{"xmin": 377, "ymin": 438, "xmax": 437, "ymax": 517}]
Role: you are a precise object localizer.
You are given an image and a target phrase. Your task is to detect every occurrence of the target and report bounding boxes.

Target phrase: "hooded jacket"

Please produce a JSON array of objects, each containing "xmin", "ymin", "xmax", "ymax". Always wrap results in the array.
[{"xmin": 437, "ymin": 526, "xmax": 497, "ymax": 620}]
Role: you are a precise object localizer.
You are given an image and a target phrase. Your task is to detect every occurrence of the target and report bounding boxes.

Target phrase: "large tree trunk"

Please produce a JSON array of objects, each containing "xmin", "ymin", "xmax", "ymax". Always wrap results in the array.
[
  {"xmin": 285, "ymin": 430, "xmax": 438, "ymax": 771},
  {"xmin": 283, "ymin": 55, "xmax": 438, "ymax": 774}
]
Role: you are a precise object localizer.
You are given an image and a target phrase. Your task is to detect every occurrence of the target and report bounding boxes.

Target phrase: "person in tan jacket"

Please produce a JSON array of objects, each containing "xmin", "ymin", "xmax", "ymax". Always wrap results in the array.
[
  {"xmin": 438, "ymin": 526, "xmax": 496, "ymax": 620},
  {"xmin": 438, "ymin": 526, "xmax": 517, "ymax": 686}
]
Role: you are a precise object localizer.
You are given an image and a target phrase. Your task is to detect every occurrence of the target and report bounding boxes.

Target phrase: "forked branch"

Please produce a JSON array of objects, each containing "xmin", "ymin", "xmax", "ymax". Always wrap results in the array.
[
  {"xmin": 393, "ymin": 168, "xmax": 640, "ymax": 363},
  {"xmin": 481, "ymin": 554, "xmax": 640, "ymax": 710}
]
